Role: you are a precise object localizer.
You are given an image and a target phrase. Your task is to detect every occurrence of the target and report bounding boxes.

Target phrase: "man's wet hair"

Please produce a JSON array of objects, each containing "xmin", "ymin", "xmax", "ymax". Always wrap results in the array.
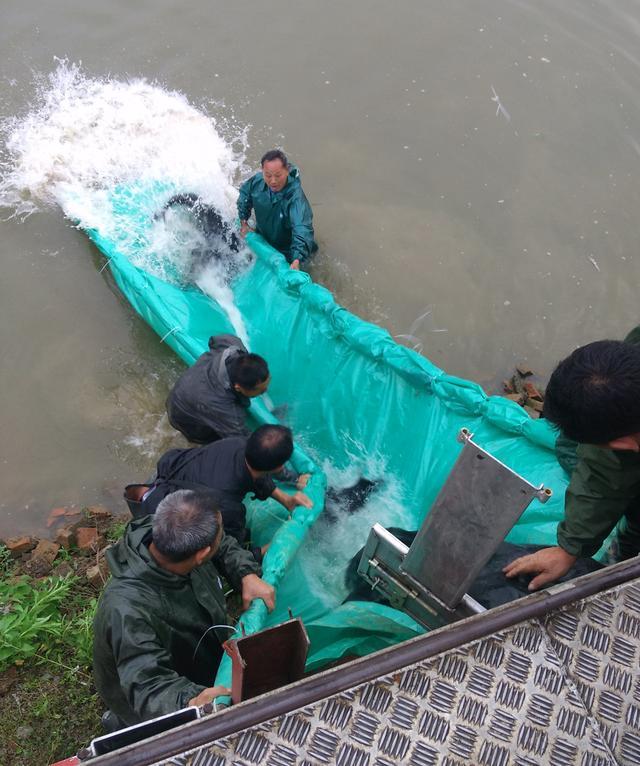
[
  {"xmin": 245, "ymin": 424, "xmax": 293, "ymax": 471},
  {"xmin": 152, "ymin": 489, "xmax": 222, "ymax": 562},
  {"xmin": 228, "ymin": 353, "xmax": 269, "ymax": 391},
  {"xmin": 543, "ymin": 339, "xmax": 640, "ymax": 444},
  {"xmin": 261, "ymin": 149, "xmax": 288, "ymax": 168}
]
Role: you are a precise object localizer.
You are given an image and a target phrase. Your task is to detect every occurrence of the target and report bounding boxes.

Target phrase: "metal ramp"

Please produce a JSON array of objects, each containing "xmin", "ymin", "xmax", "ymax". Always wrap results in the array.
[
  {"xmin": 88, "ymin": 558, "xmax": 640, "ymax": 766},
  {"xmin": 357, "ymin": 428, "xmax": 551, "ymax": 630}
]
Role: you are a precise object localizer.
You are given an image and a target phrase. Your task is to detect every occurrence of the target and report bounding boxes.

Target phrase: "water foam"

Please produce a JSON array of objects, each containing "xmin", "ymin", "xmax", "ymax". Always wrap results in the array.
[
  {"xmin": 197, "ymin": 264, "xmax": 250, "ymax": 346},
  {"xmin": 0, "ymin": 61, "xmax": 251, "ymax": 337},
  {"xmin": 1, "ymin": 61, "xmax": 243, "ymax": 216},
  {"xmin": 296, "ymin": 454, "xmax": 412, "ymax": 609}
]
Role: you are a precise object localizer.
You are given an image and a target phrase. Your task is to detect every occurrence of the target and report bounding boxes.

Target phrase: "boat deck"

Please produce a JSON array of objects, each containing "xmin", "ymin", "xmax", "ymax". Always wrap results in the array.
[{"xmin": 92, "ymin": 560, "xmax": 640, "ymax": 766}]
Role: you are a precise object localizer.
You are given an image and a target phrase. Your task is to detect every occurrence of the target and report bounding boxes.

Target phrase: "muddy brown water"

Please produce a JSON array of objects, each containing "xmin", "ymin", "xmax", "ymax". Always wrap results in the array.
[{"xmin": 2, "ymin": 0, "xmax": 640, "ymax": 535}]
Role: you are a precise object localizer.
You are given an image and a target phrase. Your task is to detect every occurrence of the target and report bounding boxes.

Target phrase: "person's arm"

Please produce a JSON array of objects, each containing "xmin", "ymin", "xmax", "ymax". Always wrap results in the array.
[
  {"xmin": 557, "ymin": 445, "xmax": 640, "ymax": 557},
  {"xmin": 253, "ymin": 476, "xmax": 311, "ymax": 512},
  {"xmin": 213, "ymin": 533, "xmax": 275, "ymax": 611},
  {"xmin": 213, "ymin": 532, "xmax": 260, "ymax": 589},
  {"xmin": 504, "ymin": 445, "xmax": 640, "ymax": 590},
  {"xmin": 273, "ymin": 466, "xmax": 302, "ymax": 485},
  {"xmin": 188, "ymin": 686, "xmax": 231, "ymax": 707},
  {"xmin": 271, "ymin": 486, "xmax": 313, "ymax": 514},
  {"xmin": 110, "ymin": 609, "xmax": 206, "ymax": 720},
  {"xmin": 240, "ymin": 573, "xmax": 275, "ymax": 612},
  {"xmin": 237, "ymin": 178, "xmax": 254, "ymax": 234},
  {"xmin": 287, "ymin": 195, "xmax": 315, "ymax": 266}
]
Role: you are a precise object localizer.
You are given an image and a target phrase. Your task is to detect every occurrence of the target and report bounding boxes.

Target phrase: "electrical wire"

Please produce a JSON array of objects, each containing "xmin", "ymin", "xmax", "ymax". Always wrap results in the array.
[{"xmin": 192, "ymin": 623, "xmax": 237, "ymax": 662}]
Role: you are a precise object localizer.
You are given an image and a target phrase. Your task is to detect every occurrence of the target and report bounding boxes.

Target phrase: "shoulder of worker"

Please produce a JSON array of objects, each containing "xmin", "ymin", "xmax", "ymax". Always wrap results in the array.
[
  {"xmin": 207, "ymin": 334, "xmax": 248, "ymax": 354},
  {"xmin": 624, "ymin": 325, "xmax": 640, "ymax": 344},
  {"xmin": 216, "ymin": 434, "xmax": 248, "ymax": 451},
  {"xmin": 555, "ymin": 433, "xmax": 579, "ymax": 475},
  {"xmin": 574, "ymin": 443, "xmax": 640, "ymax": 491},
  {"xmin": 283, "ymin": 165, "xmax": 303, "ymax": 192},
  {"xmin": 283, "ymin": 166, "xmax": 312, "ymax": 209},
  {"xmin": 201, "ymin": 435, "xmax": 249, "ymax": 466}
]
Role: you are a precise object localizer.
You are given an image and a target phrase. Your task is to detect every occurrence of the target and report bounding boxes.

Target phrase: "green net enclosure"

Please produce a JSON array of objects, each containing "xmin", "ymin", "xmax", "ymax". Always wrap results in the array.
[
  {"xmin": 82, "ymin": 181, "xmax": 571, "ymax": 688},
  {"xmin": 0, "ymin": 63, "xmax": 584, "ymax": 702}
]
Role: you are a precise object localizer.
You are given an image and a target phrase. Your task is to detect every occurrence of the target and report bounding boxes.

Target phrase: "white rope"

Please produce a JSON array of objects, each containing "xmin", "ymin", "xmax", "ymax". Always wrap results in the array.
[
  {"xmin": 159, "ymin": 325, "xmax": 180, "ymax": 343},
  {"xmin": 259, "ymin": 505, "xmax": 290, "ymax": 523}
]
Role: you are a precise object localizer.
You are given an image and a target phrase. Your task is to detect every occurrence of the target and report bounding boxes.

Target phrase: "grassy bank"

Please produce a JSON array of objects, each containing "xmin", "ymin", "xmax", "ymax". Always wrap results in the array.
[{"xmin": 0, "ymin": 513, "xmax": 127, "ymax": 765}]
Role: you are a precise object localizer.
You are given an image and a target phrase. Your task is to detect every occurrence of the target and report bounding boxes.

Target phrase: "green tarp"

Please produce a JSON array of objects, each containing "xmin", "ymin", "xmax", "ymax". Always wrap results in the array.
[{"xmin": 84, "ymin": 183, "xmax": 571, "ymax": 688}]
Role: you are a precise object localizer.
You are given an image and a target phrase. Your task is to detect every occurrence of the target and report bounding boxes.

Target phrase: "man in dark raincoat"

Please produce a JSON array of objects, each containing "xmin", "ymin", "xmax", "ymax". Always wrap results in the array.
[
  {"xmin": 237, "ymin": 149, "xmax": 317, "ymax": 269},
  {"xmin": 140, "ymin": 425, "xmax": 312, "ymax": 555},
  {"xmin": 166, "ymin": 334, "xmax": 270, "ymax": 444},
  {"xmin": 93, "ymin": 489, "xmax": 275, "ymax": 728},
  {"xmin": 504, "ymin": 326, "xmax": 640, "ymax": 589}
]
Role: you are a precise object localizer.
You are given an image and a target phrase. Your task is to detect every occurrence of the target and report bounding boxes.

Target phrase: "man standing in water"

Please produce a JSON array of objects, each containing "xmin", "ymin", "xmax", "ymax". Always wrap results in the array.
[
  {"xmin": 504, "ymin": 328, "xmax": 640, "ymax": 590},
  {"xmin": 238, "ymin": 149, "xmax": 317, "ymax": 269}
]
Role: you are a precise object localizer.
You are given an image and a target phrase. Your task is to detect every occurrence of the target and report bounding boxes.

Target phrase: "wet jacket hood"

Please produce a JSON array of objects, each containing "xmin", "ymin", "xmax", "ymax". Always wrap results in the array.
[
  {"xmin": 166, "ymin": 333, "xmax": 250, "ymax": 444},
  {"xmin": 285, "ymin": 164, "xmax": 301, "ymax": 185}
]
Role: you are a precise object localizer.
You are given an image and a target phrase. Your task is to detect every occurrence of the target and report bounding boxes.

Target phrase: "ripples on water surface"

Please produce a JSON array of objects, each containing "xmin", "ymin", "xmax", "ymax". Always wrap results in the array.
[{"xmin": 1, "ymin": 1, "xmax": 640, "ymax": 533}]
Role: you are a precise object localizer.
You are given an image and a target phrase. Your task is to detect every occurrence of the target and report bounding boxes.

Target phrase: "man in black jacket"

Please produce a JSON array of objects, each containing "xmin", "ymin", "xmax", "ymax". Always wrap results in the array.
[
  {"xmin": 166, "ymin": 334, "xmax": 270, "ymax": 444},
  {"xmin": 141, "ymin": 425, "xmax": 312, "ymax": 557}
]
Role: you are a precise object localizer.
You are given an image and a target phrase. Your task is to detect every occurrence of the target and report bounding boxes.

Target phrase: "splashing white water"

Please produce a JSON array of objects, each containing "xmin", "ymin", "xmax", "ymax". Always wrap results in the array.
[
  {"xmin": 296, "ymin": 454, "xmax": 412, "ymax": 609},
  {"xmin": 0, "ymin": 61, "xmax": 242, "ymax": 218},
  {"xmin": 197, "ymin": 262, "xmax": 251, "ymax": 347},
  {"xmin": 0, "ymin": 60, "xmax": 252, "ymax": 338},
  {"xmin": 146, "ymin": 203, "xmax": 252, "ymax": 343}
]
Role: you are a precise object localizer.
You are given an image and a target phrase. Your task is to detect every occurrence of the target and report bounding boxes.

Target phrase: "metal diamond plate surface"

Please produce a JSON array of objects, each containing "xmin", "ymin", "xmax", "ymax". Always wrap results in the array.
[{"xmin": 156, "ymin": 580, "xmax": 640, "ymax": 766}]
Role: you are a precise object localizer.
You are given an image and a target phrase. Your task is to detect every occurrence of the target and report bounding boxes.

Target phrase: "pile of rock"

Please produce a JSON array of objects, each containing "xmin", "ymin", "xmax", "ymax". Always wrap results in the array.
[
  {"xmin": 1, "ymin": 505, "xmax": 129, "ymax": 587},
  {"xmin": 502, "ymin": 365, "xmax": 545, "ymax": 419}
]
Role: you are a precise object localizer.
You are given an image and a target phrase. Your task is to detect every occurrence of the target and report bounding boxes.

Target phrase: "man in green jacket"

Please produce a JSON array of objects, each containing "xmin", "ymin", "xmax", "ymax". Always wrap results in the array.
[
  {"xmin": 238, "ymin": 149, "xmax": 317, "ymax": 270},
  {"xmin": 93, "ymin": 489, "xmax": 275, "ymax": 727},
  {"xmin": 504, "ymin": 327, "xmax": 640, "ymax": 590}
]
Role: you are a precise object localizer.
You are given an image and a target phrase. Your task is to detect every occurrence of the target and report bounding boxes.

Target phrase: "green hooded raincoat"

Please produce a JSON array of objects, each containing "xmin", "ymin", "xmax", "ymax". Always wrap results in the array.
[
  {"xmin": 556, "ymin": 325, "xmax": 640, "ymax": 558},
  {"xmin": 93, "ymin": 516, "xmax": 259, "ymax": 725},
  {"xmin": 237, "ymin": 165, "xmax": 317, "ymax": 264}
]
